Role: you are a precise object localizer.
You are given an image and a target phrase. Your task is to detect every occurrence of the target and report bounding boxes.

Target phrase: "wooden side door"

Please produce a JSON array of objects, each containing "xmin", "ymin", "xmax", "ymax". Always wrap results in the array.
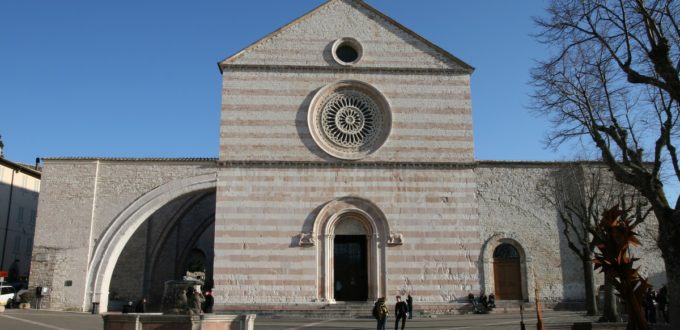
[{"xmin": 493, "ymin": 259, "xmax": 522, "ymax": 300}]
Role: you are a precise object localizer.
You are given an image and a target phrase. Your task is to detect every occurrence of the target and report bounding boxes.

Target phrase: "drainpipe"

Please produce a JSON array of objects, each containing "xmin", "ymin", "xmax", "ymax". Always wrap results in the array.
[{"xmin": 1, "ymin": 168, "xmax": 16, "ymax": 270}]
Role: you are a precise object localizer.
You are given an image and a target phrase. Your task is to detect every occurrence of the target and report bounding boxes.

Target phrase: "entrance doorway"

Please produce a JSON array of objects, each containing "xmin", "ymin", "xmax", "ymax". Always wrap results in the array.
[
  {"xmin": 493, "ymin": 243, "xmax": 522, "ymax": 300},
  {"xmin": 333, "ymin": 235, "xmax": 368, "ymax": 301}
]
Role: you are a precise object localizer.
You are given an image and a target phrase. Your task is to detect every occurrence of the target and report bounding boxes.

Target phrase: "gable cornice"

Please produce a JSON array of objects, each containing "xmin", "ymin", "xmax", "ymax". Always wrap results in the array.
[{"xmin": 219, "ymin": 63, "xmax": 472, "ymax": 75}]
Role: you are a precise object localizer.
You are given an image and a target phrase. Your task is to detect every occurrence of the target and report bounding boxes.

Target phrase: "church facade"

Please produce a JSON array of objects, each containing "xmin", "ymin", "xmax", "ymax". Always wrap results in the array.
[{"xmin": 29, "ymin": 0, "xmax": 664, "ymax": 313}]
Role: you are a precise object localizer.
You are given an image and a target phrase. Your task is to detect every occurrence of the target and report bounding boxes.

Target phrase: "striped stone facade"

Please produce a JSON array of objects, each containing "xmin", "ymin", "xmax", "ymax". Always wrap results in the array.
[
  {"xmin": 213, "ymin": 165, "xmax": 479, "ymax": 304},
  {"xmin": 214, "ymin": 0, "xmax": 478, "ymax": 305}
]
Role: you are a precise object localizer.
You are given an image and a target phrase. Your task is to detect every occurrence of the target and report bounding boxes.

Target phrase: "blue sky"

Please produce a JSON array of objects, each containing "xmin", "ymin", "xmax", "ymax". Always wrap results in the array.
[{"xmin": 1, "ymin": 1, "xmax": 565, "ymax": 164}]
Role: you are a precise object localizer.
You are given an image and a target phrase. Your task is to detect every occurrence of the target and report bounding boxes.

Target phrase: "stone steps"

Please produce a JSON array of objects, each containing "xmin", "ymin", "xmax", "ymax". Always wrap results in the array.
[{"xmin": 213, "ymin": 301, "xmax": 538, "ymax": 319}]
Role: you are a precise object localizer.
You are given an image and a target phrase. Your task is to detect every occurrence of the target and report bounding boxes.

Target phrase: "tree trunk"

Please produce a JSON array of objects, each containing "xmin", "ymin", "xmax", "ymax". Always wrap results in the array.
[
  {"xmin": 663, "ymin": 258, "xmax": 679, "ymax": 329},
  {"xmin": 624, "ymin": 294, "xmax": 651, "ymax": 330},
  {"xmin": 582, "ymin": 252, "xmax": 598, "ymax": 316},
  {"xmin": 652, "ymin": 207, "xmax": 680, "ymax": 330},
  {"xmin": 602, "ymin": 277, "xmax": 619, "ymax": 322}
]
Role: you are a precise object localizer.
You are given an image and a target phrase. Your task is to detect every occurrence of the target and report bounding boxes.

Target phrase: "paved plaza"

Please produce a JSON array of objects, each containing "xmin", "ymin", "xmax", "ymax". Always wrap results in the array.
[{"xmin": 0, "ymin": 309, "xmax": 606, "ymax": 330}]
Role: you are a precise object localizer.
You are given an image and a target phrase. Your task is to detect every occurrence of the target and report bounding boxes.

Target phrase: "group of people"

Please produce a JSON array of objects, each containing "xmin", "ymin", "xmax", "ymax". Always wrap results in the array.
[
  {"xmin": 468, "ymin": 292, "xmax": 496, "ymax": 313},
  {"xmin": 372, "ymin": 294, "xmax": 413, "ymax": 330},
  {"xmin": 121, "ymin": 289, "xmax": 214, "ymax": 314},
  {"xmin": 645, "ymin": 285, "xmax": 669, "ymax": 324}
]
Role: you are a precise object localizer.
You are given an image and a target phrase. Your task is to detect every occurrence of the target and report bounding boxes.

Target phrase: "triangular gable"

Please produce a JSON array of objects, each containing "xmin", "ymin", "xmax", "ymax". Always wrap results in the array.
[{"xmin": 218, "ymin": 0, "xmax": 474, "ymax": 73}]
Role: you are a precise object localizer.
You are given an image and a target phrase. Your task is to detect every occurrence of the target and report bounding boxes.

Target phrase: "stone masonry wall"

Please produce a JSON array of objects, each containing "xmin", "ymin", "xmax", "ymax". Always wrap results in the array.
[
  {"xmin": 220, "ymin": 0, "xmax": 473, "ymax": 164},
  {"xmin": 220, "ymin": 70, "xmax": 472, "ymax": 163},
  {"xmin": 225, "ymin": 0, "xmax": 465, "ymax": 70},
  {"xmin": 31, "ymin": 160, "xmax": 98, "ymax": 310},
  {"xmin": 476, "ymin": 163, "xmax": 666, "ymax": 303},
  {"xmin": 213, "ymin": 165, "xmax": 480, "ymax": 305},
  {"xmin": 31, "ymin": 159, "xmax": 217, "ymax": 311}
]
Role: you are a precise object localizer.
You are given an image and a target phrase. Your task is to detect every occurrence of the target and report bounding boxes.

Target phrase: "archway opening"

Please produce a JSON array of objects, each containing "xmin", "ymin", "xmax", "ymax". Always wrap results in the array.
[
  {"xmin": 493, "ymin": 243, "xmax": 522, "ymax": 300},
  {"xmin": 108, "ymin": 190, "xmax": 215, "ymax": 311},
  {"xmin": 333, "ymin": 216, "xmax": 369, "ymax": 301}
]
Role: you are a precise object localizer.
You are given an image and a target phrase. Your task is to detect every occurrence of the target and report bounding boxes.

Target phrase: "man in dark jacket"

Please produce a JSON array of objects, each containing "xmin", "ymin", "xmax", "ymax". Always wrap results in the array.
[{"xmin": 394, "ymin": 295, "xmax": 408, "ymax": 330}]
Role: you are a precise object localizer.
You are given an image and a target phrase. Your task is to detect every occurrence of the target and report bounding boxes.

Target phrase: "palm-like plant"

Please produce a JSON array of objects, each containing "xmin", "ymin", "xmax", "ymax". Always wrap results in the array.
[{"xmin": 590, "ymin": 205, "xmax": 650, "ymax": 330}]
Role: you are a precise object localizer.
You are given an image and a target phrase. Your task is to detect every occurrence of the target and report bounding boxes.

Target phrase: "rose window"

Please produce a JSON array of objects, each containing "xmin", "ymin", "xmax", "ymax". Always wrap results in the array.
[
  {"xmin": 321, "ymin": 91, "xmax": 379, "ymax": 148},
  {"xmin": 308, "ymin": 81, "xmax": 391, "ymax": 160}
]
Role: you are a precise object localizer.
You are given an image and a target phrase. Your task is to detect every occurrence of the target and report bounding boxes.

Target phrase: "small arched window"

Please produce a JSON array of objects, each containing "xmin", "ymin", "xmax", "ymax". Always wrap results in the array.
[{"xmin": 493, "ymin": 243, "xmax": 519, "ymax": 259}]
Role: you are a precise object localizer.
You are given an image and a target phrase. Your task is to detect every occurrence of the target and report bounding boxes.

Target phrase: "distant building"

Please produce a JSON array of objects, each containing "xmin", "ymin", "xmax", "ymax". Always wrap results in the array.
[{"xmin": 0, "ymin": 142, "xmax": 41, "ymax": 282}]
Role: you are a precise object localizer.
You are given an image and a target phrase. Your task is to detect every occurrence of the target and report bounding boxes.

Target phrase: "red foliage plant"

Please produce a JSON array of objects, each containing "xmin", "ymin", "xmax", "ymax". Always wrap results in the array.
[{"xmin": 590, "ymin": 205, "xmax": 650, "ymax": 330}]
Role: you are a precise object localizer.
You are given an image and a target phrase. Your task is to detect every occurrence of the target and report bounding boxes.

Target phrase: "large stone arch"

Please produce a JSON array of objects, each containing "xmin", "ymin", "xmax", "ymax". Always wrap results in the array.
[
  {"xmin": 311, "ymin": 196, "xmax": 392, "ymax": 303},
  {"xmin": 145, "ymin": 192, "xmax": 210, "ymax": 283},
  {"xmin": 85, "ymin": 173, "xmax": 217, "ymax": 312},
  {"xmin": 481, "ymin": 232, "xmax": 533, "ymax": 301}
]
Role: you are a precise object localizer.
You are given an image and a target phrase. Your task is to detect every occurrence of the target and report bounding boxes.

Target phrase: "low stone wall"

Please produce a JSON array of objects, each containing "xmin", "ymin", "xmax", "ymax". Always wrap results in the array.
[{"xmin": 102, "ymin": 313, "xmax": 256, "ymax": 330}]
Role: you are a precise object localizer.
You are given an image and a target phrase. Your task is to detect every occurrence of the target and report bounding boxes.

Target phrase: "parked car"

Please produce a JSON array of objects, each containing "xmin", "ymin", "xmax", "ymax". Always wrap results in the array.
[{"xmin": 0, "ymin": 285, "xmax": 16, "ymax": 307}]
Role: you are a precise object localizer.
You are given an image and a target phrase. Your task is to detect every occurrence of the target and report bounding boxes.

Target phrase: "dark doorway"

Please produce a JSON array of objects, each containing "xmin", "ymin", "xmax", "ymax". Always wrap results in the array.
[
  {"xmin": 493, "ymin": 243, "xmax": 523, "ymax": 300},
  {"xmin": 334, "ymin": 235, "xmax": 368, "ymax": 301}
]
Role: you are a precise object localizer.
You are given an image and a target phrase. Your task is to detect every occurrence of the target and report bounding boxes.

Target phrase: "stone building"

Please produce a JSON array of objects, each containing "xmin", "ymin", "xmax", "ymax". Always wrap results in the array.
[
  {"xmin": 30, "ymin": 0, "xmax": 665, "ymax": 312},
  {"xmin": 0, "ymin": 138, "xmax": 41, "ymax": 282}
]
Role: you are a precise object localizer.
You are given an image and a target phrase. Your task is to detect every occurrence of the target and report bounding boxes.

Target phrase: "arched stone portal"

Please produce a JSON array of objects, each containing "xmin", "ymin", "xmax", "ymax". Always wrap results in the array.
[
  {"xmin": 311, "ymin": 196, "xmax": 390, "ymax": 303},
  {"xmin": 85, "ymin": 173, "xmax": 217, "ymax": 313},
  {"xmin": 481, "ymin": 233, "xmax": 532, "ymax": 301}
]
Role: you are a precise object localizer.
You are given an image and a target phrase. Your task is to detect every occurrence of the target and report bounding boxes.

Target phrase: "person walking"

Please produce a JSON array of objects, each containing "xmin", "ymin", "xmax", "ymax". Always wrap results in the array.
[
  {"xmin": 372, "ymin": 297, "xmax": 389, "ymax": 330},
  {"xmin": 394, "ymin": 295, "xmax": 408, "ymax": 330},
  {"xmin": 406, "ymin": 294, "xmax": 413, "ymax": 319}
]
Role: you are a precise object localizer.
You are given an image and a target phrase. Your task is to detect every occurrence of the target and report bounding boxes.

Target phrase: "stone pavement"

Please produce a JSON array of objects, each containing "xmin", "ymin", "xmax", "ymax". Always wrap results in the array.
[{"xmin": 0, "ymin": 309, "xmax": 669, "ymax": 330}]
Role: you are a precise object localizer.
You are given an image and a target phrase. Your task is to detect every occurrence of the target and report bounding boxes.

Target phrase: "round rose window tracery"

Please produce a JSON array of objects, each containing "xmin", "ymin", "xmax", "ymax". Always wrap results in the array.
[
  {"xmin": 321, "ymin": 91, "xmax": 379, "ymax": 148},
  {"xmin": 308, "ymin": 81, "xmax": 391, "ymax": 160}
]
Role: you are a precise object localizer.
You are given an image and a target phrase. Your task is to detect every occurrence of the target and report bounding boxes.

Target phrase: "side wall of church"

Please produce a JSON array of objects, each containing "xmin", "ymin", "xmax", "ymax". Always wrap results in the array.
[
  {"xmin": 31, "ymin": 160, "xmax": 98, "ymax": 310},
  {"xmin": 214, "ymin": 165, "xmax": 480, "ymax": 305},
  {"xmin": 31, "ymin": 159, "xmax": 217, "ymax": 310},
  {"xmin": 476, "ymin": 164, "xmax": 581, "ymax": 303},
  {"xmin": 476, "ymin": 163, "xmax": 666, "ymax": 304}
]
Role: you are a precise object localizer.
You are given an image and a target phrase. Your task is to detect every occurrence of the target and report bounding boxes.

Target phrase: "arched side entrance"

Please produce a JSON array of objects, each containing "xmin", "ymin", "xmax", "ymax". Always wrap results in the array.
[
  {"xmin": 481, "ymin": 233, "xmax": 532, "ymax": 301},
  {"xmin": 84, "ymin": 173, "xmax": 217, "ymax": 313},
  {"xmin": 493, "ymin": 243, "xmax": 522, "ymax": 300},
  {"xmin": 312, "ymin": 197, "xmax": 390, "ymax": 303}
]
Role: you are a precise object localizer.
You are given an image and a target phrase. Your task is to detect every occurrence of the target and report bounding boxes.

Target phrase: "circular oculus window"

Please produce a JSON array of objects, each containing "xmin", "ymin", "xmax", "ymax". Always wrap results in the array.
[
  {"xmin": 332, "ymin": 38, "xmax": 363, "ymax": 66},
  {"xmin": 308, "ymin": 81, "xmax": 391, "ymax": 160}
]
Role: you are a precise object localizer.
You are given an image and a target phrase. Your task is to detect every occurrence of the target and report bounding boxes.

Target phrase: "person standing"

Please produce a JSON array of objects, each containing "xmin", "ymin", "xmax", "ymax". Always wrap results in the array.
[
  {"xmin": 644, "ymin": 287, "xmax": 657, "ymax": 324},
  {"xmin": 658, "ymin": 285, "xmax": 669, "ymax": 323},
  {"xmin": 372, "ymin": 297, "xmax": 389, "ymax": 330},
  {"xmin": 394, "ymin": 295, "xmax": 408, "ymax": 330},
  {"xmin": 406, "ymin": 294, "xmax": 413, "ymax": 319},
  {"xmin": 135, "ymin": 298, "xmax": 147, "ymax": 313}
]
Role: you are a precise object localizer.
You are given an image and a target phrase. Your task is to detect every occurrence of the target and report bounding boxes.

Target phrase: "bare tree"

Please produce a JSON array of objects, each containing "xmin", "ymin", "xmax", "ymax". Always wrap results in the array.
[
  {"xmin": 538, "ymin": 163, "xmax": 633, "ymax": 317},
  {"xmin": 532, "ymin": 1, "xmax": 680, "ymax": 328}
]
